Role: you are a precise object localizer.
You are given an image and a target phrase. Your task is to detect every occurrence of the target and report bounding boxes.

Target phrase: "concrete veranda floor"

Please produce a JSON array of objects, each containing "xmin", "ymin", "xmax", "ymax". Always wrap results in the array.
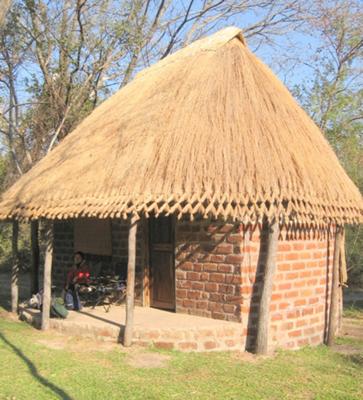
[{"xmin": 19, "ymin": 305, "xmax": 245, "ymax": 352}]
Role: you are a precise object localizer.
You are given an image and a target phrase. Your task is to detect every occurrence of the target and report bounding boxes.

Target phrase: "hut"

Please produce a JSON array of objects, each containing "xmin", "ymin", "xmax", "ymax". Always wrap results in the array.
[{"xmin": 0, "ymin": 27, "xmax": 362, "ymax": 353}]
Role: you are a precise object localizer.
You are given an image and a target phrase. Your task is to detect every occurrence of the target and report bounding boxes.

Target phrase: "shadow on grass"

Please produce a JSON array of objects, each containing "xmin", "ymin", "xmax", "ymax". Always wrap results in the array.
[{"xmin": 0, "ymin": 331, "xmax": 73, "ymax": 400}]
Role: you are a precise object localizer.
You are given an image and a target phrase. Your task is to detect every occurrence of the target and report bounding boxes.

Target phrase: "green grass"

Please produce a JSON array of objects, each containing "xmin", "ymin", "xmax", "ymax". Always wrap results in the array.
[
  {"xmin": 343, "ymin": 305, "xmax": 363, "ymax": 320},
  {"xmin": 0, "ymin": 315, "xmax": 362, "ymax": 400}
]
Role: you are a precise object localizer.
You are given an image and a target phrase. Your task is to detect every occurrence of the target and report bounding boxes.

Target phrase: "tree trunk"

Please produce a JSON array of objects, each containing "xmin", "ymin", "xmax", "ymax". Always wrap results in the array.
[
  {"xmin": 327, "ymin": 226, "xmax": 343, "ymax": 346},
  {"xmin": 31, "ymin": 220, "xmax": 40, "ymax": 295},
  {"xmin": 11, "ymin": 220, "xmax": 19, "ymax": 313},
  {"xmin": 124, "ymin": 215, "xmax": 138, "ymax": 347},
  {"xmin": 41, "ymin": 221, "xmax": 53, "ymax": 331},
  {"xmin": 255, "ymin": 219, "xmax": 280, "ymax": 355}
]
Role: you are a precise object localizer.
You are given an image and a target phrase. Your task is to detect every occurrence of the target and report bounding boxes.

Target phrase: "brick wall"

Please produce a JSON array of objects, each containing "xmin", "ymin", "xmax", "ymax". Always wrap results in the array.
[
  {"xmin": 175, "ymin": 219, "xmax": 334, "ymax": 351},
  {"xmin": 51, "ymin": 217, "xmax": 334, "ymax": 351},
  {"xmin": 175, "ymin": 218, "xmax": 243, "ymax": 322},
  {"xmin": 51, "ymin": 219, "xmax": 145, "ymax": 303}
]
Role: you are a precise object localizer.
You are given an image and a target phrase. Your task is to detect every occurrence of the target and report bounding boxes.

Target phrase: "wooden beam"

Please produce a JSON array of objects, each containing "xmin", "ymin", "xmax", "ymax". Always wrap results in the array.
[
  {"xmin": 31, "ymin": 220, "xmax": 40, "ymax": 295},
  {"xmin": 327, "ymin": 226, "xmax": 343, "ymax": 346},
  {"xmin": 11, "ymin": 220, "xmax": 19, "ymax": 313},
  {"xmin": 124, "ymin": 215, "xmax": 138, "ymax": 347},
  {"xmin": 41, "ymin": 221, "xmax": 54, "ymax": 331},
  {"xmin": 255, "ymin": 219, "xmax": 280, "ymax": 355},
  {"xmin": 143, "ymin": 218, "xmax": 150, "ymax": 307}
]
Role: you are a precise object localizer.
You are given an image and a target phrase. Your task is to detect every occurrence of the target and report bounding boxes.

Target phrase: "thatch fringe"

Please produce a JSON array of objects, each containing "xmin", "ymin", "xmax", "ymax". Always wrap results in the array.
[{"xmin": 0, "ymin": 192, "xmax": 361, "ymax": 226}]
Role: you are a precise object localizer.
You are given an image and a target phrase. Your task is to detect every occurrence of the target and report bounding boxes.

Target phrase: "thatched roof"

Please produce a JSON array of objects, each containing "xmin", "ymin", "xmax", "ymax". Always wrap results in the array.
[{"xmin": 0, "ymin": 27, "xmax": 361, "ymax": 225}]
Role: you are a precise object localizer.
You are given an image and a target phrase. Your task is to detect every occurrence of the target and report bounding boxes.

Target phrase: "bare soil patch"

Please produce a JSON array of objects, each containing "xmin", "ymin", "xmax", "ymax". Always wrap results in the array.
[{"xmin": 125, "ymin": 351, "xmax": 171, "ymax": 368}]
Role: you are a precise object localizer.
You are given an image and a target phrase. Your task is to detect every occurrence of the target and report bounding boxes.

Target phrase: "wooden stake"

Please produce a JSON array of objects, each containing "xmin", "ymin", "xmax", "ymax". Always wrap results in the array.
[
  {"xmin": 255, "ymin": 219, "xmax": 280, "ymax": 355},
  {"xmin": 41, "ymin": 221, "xmax": 53, "ymax": 331},
  {"xmin": 327, "ymin": 226, "xmax": 343, "ymax": 346},
  {"xmin": 124, "ymin": 215, "xmax": 138, "ymax": 347},
  {"xmin": 31, "ymin": 220, "xmax": 40, "ymax": 295},
  {"xmin": 11, "ymin": 220, "xmax": 19, "ymax": 313}
]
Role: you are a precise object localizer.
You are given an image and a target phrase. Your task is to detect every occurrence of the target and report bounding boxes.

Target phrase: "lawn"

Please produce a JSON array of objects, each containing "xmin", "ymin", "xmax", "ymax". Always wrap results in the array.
[{"xmin": 0, "ymin": 308, "xmax": 362, "ymax": 400}]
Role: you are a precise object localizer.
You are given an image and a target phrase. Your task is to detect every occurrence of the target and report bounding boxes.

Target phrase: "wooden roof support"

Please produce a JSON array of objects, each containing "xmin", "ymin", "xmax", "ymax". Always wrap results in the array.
[
  {"xmin": 11, "ymin": 220, "xmax": 19, "ymax": 313},
  {"xmin": 327, "ymin": 226, "xmax": 343, "ymax": 346},
  {"xmin": 255, "ymin": 219, "xmax": 280, "ymax": 355},
  {"xmin": 31, "ymin": 220, "xmax": 40, "ymax": 295},
  {"xmin": 41, "ymin": 221, "xmax": 53, "ymax": 331},
  {"xmin": 124, "ymin": 215, "xmax": 138, "ymax": 347}
]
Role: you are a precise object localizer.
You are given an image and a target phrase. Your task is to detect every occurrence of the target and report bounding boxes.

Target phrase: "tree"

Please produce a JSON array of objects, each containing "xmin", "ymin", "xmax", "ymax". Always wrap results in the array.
[
  {"xmin": 0, "ymin": 0, "xmax": 304, "ymax": 181},
  {"xmin": 293, "ymin": 0, "xmax": 363, "ymax": 285}
]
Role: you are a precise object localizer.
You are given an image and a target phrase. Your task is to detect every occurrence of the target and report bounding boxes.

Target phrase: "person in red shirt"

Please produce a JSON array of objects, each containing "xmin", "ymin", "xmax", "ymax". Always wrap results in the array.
[{"xmin": 65, "ymin": 251, "xmax": 90, "ymax": 310}]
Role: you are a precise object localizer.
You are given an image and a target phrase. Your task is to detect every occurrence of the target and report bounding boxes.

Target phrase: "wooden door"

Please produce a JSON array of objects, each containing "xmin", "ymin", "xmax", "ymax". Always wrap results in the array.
[{"xmin": 149, "ymin": 216, "xmax": 175, "ymax": 310}]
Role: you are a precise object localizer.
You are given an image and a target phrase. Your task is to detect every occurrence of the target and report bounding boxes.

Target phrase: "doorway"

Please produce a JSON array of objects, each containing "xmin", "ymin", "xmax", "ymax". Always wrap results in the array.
[{"xmin": 149, "ymin": 216, "xmax": 175, "ymax": 310}]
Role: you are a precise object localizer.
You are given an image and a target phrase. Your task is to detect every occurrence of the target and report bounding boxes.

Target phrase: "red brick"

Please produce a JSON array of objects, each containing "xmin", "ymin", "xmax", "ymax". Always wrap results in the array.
[
  {"xmin": 209, "ymin": 255, "xmax": 225, "ymax": 263},
  {"xmin": 287, "ymin": 310, "xmax": 300, "ymax": 319},
  {"xmin": 285, "ymin": 252, "xmax": 299, "ymax": 261},
  {"xmin": 285, "ymin": 290, "xmax": 299, "ymax": 298},
  {"xmin": 223, "ymin": 304, "xmax": 236, "ymax": 313},
  {"xmin": 218, "ymin": 284, "xmax": 234, "ymax": 294},
  {"xmin": 300, "ymin": 252, "xmax": 312, "ymax": 260},
  {"xmin": 178, "ymin": 342, "xmax": 198, "ymax": 351},
  {"xmin": 278, "ymin": 283, "xmax": 292, "ymax": 290},
  {"xmin": 210, "ymin": 273, "xmax": 225, "ymax": 283},
  {"xmin": 272, "ymin": 313, "xmax": 283, "ymax": 321},
  {"xmin": 176, "ymin": 271, "xmax": 186, "ymax": 280},
  {"xmin": 271, "ymin": 293, "xmax": 283, "ymax": 301},
  {"xmin": 278, "ymin": 263, "xmax": 293, "ymax": 272},
  {"xmin": 293, "ymin": 243, "xmax": 304, "ymax": 251},
  {"xmin": 278, "ymin": 243, "xmax": 291, "ymax": 251},
  {"xmin": 192, "ymin": 281, "xmax": 204, "ymax": 290},
  {"xmin": 196, "ymin": 301, "xmax": 208, "ymax": 309},
  {"xmin": 296, "ymin": 319, "xmax": 308, "ymax": 327},
  {"xmin": 292, "ymin": 262, "xmax": 305, "ymax": 270},
  {"xmin": 294, "ymin": 299, "xmax": 306, "ymax": 306},
  {"xmin": 282, "ymin": 322, "xmax": 294, "ymax": 330},
  {"xmin": 187, "ymin": 291, "xmax": 201, "ymax": 300},
  {"xmin": 193, "ymin": 263, "xmax": 203, "ymax": 272},
  {"xmin": 225, "ymin": 254, "xmax": 244, "ymax": 263},
  {"xmin": 302, "ymin": 307, "xmax": 314, "ymax": 316},
  {"xmin": 306, "ymin": 242, "xmax": 317, "ymax": 250},
  {"xmin": 217, "ymin": 264, "xmax": 233, "ymax": 273},
  {"xmin": 209, "ymin": 294, "xmax": 223, "ymax": 302},
  {"xmin": 181, "ymin": 262, "xmax": 194, "ymax": 271},
  {"xmin": 225, "ymin": 295, "xmax": 241, "ymax": 304},
  {"xmin": 300, "ymin": 270, "xmax": 312, "ymax": 278},
  {"xmin": 186, "ymin": 272, "xmax": 200, "ymax": 281},
  {"xmin": 215, "ymin": 244, "xmax": 234, "ymax": 254},
  {"xmin": 286, "ymin": 272, "xmax": 299, "ymax": 280},
  {"xmin": 183, "ymin": 299, "xmax": 195, "ymax": 308},
  {"xmin": 288, "ymin": 329, "xmax": 302, "ymax": 337},
  {"xmin": 176, "ymin": 289, "xmax": 187, "ymax": 299},
  {"xmin": 204, "ymin": 341, "xmax": 217, "ymax": 350},
  {"xmin": 205, "ymin": 282, "xmax": 218, "ymax": 292},
  {"xmin": 154, "ymin": 342, "xmax": 174, "ymax": 350},
  {"xmin": 298, "ymin": 338, "xmax": 309, "ymax": 346},
  {"xmin": 203, "ymin": 263, "xmax": 218, "ymax": 272},
  {"xmin": 313, "ymin": 251, "xmax": 323, "ymax": 259}
]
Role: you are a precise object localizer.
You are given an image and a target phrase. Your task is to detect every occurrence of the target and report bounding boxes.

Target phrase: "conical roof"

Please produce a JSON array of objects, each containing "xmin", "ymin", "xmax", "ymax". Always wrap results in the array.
[{"xmin": 0, "ymin": 27, "xmax": 361, "ymax": 225}]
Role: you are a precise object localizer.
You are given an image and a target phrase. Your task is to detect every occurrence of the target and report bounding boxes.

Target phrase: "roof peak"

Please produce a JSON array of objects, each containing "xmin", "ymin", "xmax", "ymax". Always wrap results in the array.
[{"xmin": 135, "ymin": 26, "xmax": 245, "ymax": 80}]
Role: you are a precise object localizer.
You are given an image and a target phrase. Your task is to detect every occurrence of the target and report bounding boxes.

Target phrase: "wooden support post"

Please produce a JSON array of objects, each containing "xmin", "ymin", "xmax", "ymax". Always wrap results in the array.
[
  {"xmin": 41, "ymin": 221, "xmax": 53, "ymax": 331},
  {"xmin": 124, "ymin": 215, "xmax": 138, "ymax": 347},
  {"xmin": 11, "ymin": 220, "xmax": 19, "ymax": 313},
  {"xmin": 327, "ymin": 226, "xmax": 343, "ymax": 346},
  {"xmin": 31, "ymin": 220, "xmax": 40, "ymax": 295},
  {"xmin": 255, "ymin": 219, "xmax": 280, "ymax": 355}
]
